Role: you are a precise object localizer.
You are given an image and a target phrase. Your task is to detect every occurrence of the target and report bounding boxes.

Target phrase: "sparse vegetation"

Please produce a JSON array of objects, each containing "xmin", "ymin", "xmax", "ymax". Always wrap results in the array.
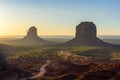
[{"xmin": 0, "ymin": 45, "xmax": 120, "ymax": 80}]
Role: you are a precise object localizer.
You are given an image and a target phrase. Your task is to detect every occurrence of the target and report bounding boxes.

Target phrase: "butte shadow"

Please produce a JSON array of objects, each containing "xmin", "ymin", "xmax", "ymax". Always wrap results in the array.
[{"xmin": 62, "ymin": 22, "xmax": 117, "ymax": 47}]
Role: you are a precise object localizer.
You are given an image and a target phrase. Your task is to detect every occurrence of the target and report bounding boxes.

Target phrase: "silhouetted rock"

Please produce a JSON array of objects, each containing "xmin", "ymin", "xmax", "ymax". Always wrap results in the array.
[
  {"xmin": 9, "ymin": 26, "xmax": 50, "ymax": 46},
  {"xmin": 23, "ymin": 26, "xmax": 45, "ymax": 41},
  {"xmin": 20, "ymin": 26, "xmax": 50, "ymax": 45},
  {"xmin": 65, "ymin": 22, "xmax": 110, "ymax": 46},
  {"xmin": 76, "ymin": 22, "xmax": 96, "ymax": 39},
  {"xmin": 26, "ymin": 26, "xmax": 37, "ymax": 38}
]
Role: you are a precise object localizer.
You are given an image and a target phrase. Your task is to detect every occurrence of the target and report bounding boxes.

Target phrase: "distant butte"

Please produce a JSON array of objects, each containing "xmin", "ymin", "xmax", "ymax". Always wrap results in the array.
[
  {"xmin": 7, "ymin": 26, "xmax": 50, "ymax": 46},
  {"xmin": 20, "ymin": 26, "xmax": 50, "ymax": 45},
  {"xmin": 23, "ymin": 26, "xmax": 43, "ymax": 40},
  {"xmin": 64, "ymin": 22, "xmax": 111, "ymax": 46}
]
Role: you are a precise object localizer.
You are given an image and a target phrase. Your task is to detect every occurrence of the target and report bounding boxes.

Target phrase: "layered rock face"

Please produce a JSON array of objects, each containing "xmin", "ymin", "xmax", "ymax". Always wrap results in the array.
[
  {"xmin": 23, "ymin": 26, "xmax": 40, "ymax": 40},
  {"xmin": 65, "ymin": 22, "xmax": 109, "ymax": 46},
  {"xmin": 27, "ymin": 26, "xmax": 37, "ymax": 38},
  {"xmin": 75, "ymin": 22, "xmax": 96, "ymax": 39}
]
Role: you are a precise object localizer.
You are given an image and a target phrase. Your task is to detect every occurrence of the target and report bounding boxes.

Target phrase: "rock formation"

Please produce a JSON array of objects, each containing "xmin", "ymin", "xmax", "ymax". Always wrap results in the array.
[
  {"xmin": 75, "ymin": 22, "xmax": 96, "ymax": 39},
  {"xmin": 65, "ymin": 22, "xmax": 110, "ymax": 46},
  {"xmin": 20, "ymin": 26, "xmax": 50, "ymax": 45},
  {"xmin": 26, "ymin": 26, "xmax": 38, "ymax": 38},
  {"xmin": 23, "ymin": 26, "xmax": 41, "ymax": 40},
  {"xmin": 5, "ymin": 26, "xmax": 51, "ymax": 46},
  {"xmin": 10, "ymin": 26, "xmax": 50, "ymax": 46}
]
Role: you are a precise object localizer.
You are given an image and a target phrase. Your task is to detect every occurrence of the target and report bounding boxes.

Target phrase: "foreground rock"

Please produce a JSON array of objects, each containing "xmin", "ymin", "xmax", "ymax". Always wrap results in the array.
[
  {"xmin": 0, "ymin": 44, "xmax": 8, "ymax": 71},
  {"xmin": 0, "ymin": 52, "xmax": 7, "ymax": 71},
  {"xmin": 38, "ymin": 61, "xmax": 120, "ymax": 80},
  {"xmin": 0, "ymin": 44, "xmax": 11, "ymax": 79},
  {"xmin": 1, "ymin": 60, "xmax": 120, "ymax": 80},
  {"xmin": 64, "ymin": 22, "xmax": 111, "ymax": 46}
]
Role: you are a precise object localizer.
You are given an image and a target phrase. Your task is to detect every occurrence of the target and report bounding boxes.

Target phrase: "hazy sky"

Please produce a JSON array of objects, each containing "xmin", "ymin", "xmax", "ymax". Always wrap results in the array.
[{"xmin": 0, "ymin": 0, "xmax": 120, "ymax": 36}]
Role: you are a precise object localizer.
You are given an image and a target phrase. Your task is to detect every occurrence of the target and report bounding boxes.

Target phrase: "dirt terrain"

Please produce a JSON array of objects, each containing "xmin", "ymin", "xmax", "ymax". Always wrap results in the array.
[{"xmin": 0, "ymin": 59, "xmax": 120, "ymax": 80}]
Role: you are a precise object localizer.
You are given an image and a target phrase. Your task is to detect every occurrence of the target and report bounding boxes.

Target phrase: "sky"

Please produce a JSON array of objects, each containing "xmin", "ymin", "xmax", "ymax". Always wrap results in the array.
[{"xmin": 0, "ymin": 0, "xmax": 120, "ymax": 36}]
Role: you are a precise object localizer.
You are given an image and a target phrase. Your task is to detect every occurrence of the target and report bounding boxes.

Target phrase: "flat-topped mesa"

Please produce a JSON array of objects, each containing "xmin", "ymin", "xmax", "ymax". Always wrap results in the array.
[
  {"xmin": 20, "ymin": 26, "xmax": 50, "ymax": 45},
  {"xmin": 27, "ymin": 26, "xmax": 38, "ymax": 38},
  {"xmin": 64, "ymin": 22, "xmax": 111, "ymax": 46},
  {"xmin": 75, "ymin": 22, "xmax": 97, "ymax": 39},
  {"xmin": 23, "ymin": 26, "xmax": 42, "ymax": 40}
]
